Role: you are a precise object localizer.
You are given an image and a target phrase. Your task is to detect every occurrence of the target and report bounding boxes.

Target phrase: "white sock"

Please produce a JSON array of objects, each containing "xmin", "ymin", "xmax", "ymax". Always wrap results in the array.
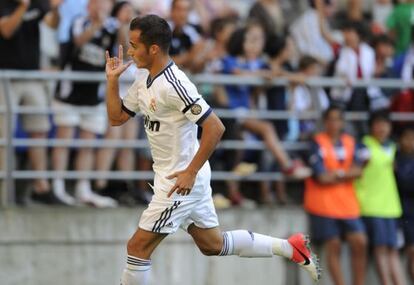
[
  {"xmin": 219, "ymin": 230, "xmax": 292, "ymax": 259},
  {"xmin": 75, "ymin": 179, "xmax": 92, "ymax": 197},
  {"xmin": 120, "ymin": 255, "xmax": 151, "ymax": 285},
  {"xmin": 52, "ymin": 178, "xmax": 75, "ymax": 205}
]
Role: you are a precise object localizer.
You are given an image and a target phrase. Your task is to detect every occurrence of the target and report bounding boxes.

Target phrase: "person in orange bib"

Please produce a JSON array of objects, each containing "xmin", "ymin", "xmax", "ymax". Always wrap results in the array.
[{"xmin": 305, "ymin": 106, "xmax": 367, "ymax": 285}]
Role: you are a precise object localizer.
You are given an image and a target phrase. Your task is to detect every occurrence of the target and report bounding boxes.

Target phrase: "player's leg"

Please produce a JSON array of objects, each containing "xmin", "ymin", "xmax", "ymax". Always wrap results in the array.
[
  {"xmin": 345, "ymin": 232, "xmax": 367, "ymax": 285},
  {"xmin": 121, "ymin": 228, "xmax": 167, "ymax": 285},
  {"xmin": 186, "ymin": 194, "xmax": 320, "ymax": 281},
  {"xmin": 122, "ymin": 195, "xmax": 187, "ymax": 285}
]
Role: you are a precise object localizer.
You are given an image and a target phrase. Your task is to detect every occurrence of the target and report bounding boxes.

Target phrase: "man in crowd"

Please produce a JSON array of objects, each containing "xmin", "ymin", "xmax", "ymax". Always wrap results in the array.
[
  {"xmin": 52, "ymin": 0, "xmax": 118, "ymax": 207},
  {"xmin": 0, "ymin": 0, "xmax": 63, "ymax": 204},
  {"xmin": 305, "ymin": 106, "xmax": 367, "ymax": 285}
]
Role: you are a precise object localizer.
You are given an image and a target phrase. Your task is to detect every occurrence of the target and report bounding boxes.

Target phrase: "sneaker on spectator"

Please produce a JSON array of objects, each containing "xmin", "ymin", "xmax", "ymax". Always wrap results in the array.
[
  {"xmin": 283, "ymin": 159, "xmax": 312, "ymax": 180},
  {"xmin": 53, "ymin": 187, "xmax": 76, "ymax": 206},
  {"xmin": 232, "ymin": 162, "xmax": 257, "ymax": 176},
  {"xmin": 213, "ymin": 193, "xmax": 231, "ymax": 209},
  {"xmin": 75, "ymin": 181, "xmax": 118, "ymax": 208},
  {"xmin": 31, "ymin": 190, "xmax": 69, "ymax": 205}
]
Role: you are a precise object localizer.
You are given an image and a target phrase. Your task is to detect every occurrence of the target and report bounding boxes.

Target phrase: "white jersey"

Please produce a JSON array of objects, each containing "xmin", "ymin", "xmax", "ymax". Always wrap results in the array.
[{"xmin": 122, "ymin": 62, "xmax": 212, "ymax": 200}]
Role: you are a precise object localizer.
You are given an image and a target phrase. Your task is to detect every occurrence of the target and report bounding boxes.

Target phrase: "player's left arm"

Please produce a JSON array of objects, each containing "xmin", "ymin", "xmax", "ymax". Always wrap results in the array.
[{"xmin": 167, "ymin": 111, "xmax": 225, "ymax": 197}]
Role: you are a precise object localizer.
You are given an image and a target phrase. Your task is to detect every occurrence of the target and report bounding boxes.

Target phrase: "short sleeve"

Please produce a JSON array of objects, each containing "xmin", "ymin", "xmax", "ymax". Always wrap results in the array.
[
  {"xmin": 308, "ymin": 141, "xmax": 326, "ymax": 176},
  {"xmin": 356, "ymin": 143, "xmax": 371, "ymax": 165},
  {"xmin": 121, "ymin": 69, "xmax": 148, "ymax": 116},
  {"xmin": 165, "ymin": 76, "xmax": 212, "ymax": 125},
  {"xmin": 72, "ymin": 17, "xmax": 86, "ymax": 37}
]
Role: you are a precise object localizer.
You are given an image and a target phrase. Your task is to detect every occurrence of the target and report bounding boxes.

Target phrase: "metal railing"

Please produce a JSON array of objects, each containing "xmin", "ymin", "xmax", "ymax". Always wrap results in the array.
[{"xmin": 1, "ymin": 69, "xmax": 414, "ymax": 207}]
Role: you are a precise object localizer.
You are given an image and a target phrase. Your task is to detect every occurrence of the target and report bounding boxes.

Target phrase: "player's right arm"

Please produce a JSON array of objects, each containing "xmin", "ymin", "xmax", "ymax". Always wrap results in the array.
[{"xmin": 105, "ymin": 46, "xmax": 133, "ymax": 126}]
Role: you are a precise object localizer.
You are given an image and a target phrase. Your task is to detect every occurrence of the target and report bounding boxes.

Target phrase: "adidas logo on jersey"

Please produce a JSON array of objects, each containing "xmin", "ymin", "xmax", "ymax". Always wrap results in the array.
[{"xmin": 165, "ymin": 222, "xmax": 174, "ymax": 228}]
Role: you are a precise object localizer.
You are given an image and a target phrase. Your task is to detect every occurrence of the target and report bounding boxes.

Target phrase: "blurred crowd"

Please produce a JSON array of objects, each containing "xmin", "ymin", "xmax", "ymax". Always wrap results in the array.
[{"xmin": 2, "ymin": 0, "xmax": 414, "ymax": 283}]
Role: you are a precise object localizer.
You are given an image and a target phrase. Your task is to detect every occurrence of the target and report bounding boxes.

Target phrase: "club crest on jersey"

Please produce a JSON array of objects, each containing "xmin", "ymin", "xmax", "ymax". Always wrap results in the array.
[
  {"xmin": 149, "ymin": 98, "xmax": 157, "ymax": 112},
  {"xmin": 191, "ymin": 104, "xmax": 202, "ymax": 115}
]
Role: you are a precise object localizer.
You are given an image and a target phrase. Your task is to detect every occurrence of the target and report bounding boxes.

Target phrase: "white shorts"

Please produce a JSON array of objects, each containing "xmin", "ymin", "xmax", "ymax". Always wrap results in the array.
[
  {"xmin": 52, "ymin": 100, "xmax": 107, "ymax": 134},
  {"xmin": 139, "ymin": 193, "xmax": 219, "ymax": 234}
]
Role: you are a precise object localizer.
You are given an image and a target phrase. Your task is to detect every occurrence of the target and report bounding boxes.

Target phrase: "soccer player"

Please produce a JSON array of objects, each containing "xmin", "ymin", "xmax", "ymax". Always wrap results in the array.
[{"xmin": 105, "ymin": 15, "xmax": 321, "ymax": 285}]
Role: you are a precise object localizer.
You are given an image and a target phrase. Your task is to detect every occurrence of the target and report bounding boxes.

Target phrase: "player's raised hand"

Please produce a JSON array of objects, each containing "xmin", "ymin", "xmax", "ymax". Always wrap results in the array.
[
  {"xmin": 105, "ymin": 45, "xmax": 133, "ymax": 79},
  {"xmin": 166, "ymin": 169, "xmax": 197, "ymax": 198}
]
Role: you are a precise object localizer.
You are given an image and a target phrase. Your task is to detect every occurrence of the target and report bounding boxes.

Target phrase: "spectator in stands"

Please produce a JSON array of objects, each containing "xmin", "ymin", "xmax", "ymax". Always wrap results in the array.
[
  {"xmin": 371, "ymin": 0, "xmax": 393, "ymax": 34},
  {"xmin": 390, "ymin": 26, "xmax": 414, "ymax": 134},
  {"xmin": 330, "ymin": 20, "xmax": 376, "ymax": 119},
  {"xmin": 288, "ymin": 56, "xmax": 329, "ymax": 141},
  {"xmin": 191, "ymin": 0, "xmax": 238, "ymax": 34},
  {"xmin": 290, "ymin": 0, "xmax": 337, "ymax": 65},
  {"xmin": 168, "ymin": 0, "xmax": 205, "ymax": 71},
  {"xmin": 94, "ymin": 0, "xmax": 148, "ymax": 205},
  {"xmin": 305, "ymin": 106, "xmax": 367, "ymax": 285},
  {"xmin": 248, "ymin": 0, "xmax": 285, "ymax": 40},
  {"xmin": 0, "ymin": 0, "xmax": 64, "ymax": 205},
  {"xmin": 52, "ymin": 0, "xmax": 118, "ymax": 207},
  {"xmin": 192, "ymin": 16, "xmax": 237, "ymax": 73},
  {"xmin": 221, "ymin": 22, "xmax": 311, "ymax": 180},
  {"xmin": 386, "ymin": 0, "xmax": 414, "ymax": 55},
  {"xmin": 395, "ymin": 127, "xmax": 414, "ymax": 284},
  {"xmin": 57, "ymin": 0, "xmax": 88, "ymax": 69},
  {"xmin": 369, "ymin": 34, "xmax": 396, "ymax": 111},
  {"xmin": 355, "ymin": 111, "xmax": 405, "ymax": 285}
]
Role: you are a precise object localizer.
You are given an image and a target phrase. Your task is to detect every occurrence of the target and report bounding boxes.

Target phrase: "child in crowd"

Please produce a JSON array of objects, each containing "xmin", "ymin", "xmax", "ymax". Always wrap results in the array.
[
  {"xmin": 288, "ymin": 55, "xmax": 329, "ymax": 141},
  {"xmin": 355, "ymin": 111, "xmax": 405, "ymax": 285},
  {"xmin": 220, "ymin": 22, "xmax": 310, "ymax": 205},
  {"xmin": 395, "ymin": 127, "xmax": 414, "ymax": 283}
]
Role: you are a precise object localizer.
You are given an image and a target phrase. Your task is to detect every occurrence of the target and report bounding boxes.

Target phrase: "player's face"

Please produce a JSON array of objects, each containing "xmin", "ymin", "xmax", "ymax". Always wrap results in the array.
[
  {"xmin": 127, "ymin": 30, "xmax": 153, "ymax": 69},
  {"xmin": 324, "ymin": 110, "xmax": 344, "ymax": 136}
]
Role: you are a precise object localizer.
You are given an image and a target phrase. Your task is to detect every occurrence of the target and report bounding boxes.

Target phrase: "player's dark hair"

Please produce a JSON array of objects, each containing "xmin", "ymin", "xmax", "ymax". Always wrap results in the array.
[
  {"xmin": 129, "ymin": 15, "xmax": 172, "ymax": 53},
  {"xmin": 368, "ymin": 109, "xmax": 391, "ymax": 128},
  {"xmin": 322, "ymin": 105, "xmax": 344, "ymax": 121},
  {"xmin": 298, "ymin": 56, "xmax": 319, "ymax": 71}
]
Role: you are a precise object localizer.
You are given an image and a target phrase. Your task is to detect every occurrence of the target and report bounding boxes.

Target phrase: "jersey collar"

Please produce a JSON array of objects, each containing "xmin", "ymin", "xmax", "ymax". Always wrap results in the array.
[{"xmin": 146, "ymin": 61, "xmax": 174, "ymax": 88}]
